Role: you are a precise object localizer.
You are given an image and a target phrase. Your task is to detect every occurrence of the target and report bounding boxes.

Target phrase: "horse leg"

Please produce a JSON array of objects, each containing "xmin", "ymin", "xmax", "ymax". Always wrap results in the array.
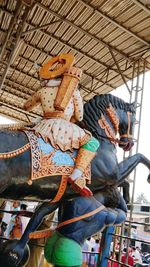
[
  {"xmin": 0, "ymin": 202, "xmax": 59, "ymax": 267},
  {"xmin": 119, "ymin": 180, "xmax": 130, "ymax": 204},
  {"xmin": 117, "ymin": 153, "xmax": 150, "ymax": 185},
  {"xmin": 18, "ymin": 202, "xmax": 59, "ymax": 248},
  {"xmin": 117, "ymin": 194, "xmax": 128, "ymax": 213}
]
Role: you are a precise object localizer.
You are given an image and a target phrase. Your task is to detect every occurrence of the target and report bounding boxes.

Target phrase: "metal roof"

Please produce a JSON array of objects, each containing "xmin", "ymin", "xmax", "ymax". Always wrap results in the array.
[{"xmin": 0, "ymin": 0, "xmax": 150, "ymax": 122}]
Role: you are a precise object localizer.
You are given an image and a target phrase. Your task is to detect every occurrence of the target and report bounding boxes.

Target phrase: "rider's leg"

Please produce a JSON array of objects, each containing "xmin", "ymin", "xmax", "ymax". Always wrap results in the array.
[{"xmin": 68, "ymin": 137, "xmax": 100, "ymax": 197}]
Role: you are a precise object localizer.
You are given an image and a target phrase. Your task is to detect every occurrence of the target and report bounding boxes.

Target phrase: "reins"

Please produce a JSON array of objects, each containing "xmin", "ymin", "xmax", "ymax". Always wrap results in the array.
[
  {"xmin": 97, "ymin": 134, "xmax": 128, "ymax": 145},
  {"xmin": 0, "ymin": 123, "xmax": 130, "ymax": 146},
  {"xmin": 97, "ymin": 107, "xmax": 133, "ymax": 146}
]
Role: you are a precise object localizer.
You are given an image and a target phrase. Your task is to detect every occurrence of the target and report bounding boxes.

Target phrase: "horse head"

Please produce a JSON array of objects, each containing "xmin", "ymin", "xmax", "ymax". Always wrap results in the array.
[
  {"xmin": 83, "ymin": 94, "xmax": 135, "ymax": 152},
  {"xmin": 117, "ymin": 102, "xmax": 135, "ymax": 151}
]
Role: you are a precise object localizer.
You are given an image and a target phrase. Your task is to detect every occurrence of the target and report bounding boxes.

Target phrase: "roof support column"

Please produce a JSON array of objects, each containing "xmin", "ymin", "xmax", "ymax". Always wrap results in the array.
[
  {"xmin": 0, "ymin": 5, "xmax": 31, "ymax": 91},
  {"xmin": 109, "ymin": 48, "xmax": 131, "ymax": 93}
]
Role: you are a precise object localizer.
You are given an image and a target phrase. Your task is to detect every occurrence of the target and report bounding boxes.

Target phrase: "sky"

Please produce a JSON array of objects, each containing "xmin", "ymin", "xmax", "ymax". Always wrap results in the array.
[{"xmin": 0, "ymin": 71, "xmax": 149, "ymax": 202}]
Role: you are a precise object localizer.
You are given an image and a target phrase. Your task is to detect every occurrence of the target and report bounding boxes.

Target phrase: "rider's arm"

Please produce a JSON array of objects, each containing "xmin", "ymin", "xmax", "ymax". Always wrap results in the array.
[
  {"xmin": 24, "ymin": 90, "xmax": 41, "ymax": 111},
  {"xmin": 72, "ymin": 88, "xmax": 83, "ymax": 122}
]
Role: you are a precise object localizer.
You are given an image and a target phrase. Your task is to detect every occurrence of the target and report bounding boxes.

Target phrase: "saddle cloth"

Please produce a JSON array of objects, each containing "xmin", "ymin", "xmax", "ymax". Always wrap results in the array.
[{"xmin": 24, "ymin": 131, "xmax": 91, "ymax": 183}]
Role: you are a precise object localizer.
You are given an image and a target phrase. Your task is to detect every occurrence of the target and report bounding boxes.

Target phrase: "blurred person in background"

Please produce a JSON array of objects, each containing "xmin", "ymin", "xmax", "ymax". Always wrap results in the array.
[
  {"xmin": 5, "ymin": 201, "xmax": 20, "ymax": 239},
  {"xmin": 121, "ymin": 248, "xmax": 134, "ymax": 267},
  {"xmin": 82, "ymin": 238, "xmax": 92, "ymax": 267},
  {"xmin": 0, "ymin": 201, "xmax": 12, "ymax": 237},
  {"xmin": 132, "ymin": 247, "xmax": 143, "ymax": 267},
  {"xmin": 20, "ymin": 203, "xmax": 30, "ymax": 234},
  {"xmin": 92, "ymin": 239, "xmax": 100, "ymax": 267},
  {"xmin": 10, "ymin": 215, "xmax": 22, "ymax": 239}
]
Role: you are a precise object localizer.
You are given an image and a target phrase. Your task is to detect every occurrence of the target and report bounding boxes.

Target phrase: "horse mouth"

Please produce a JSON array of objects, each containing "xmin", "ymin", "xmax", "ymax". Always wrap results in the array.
[{"xmin": 119, "ymin": 140, "xmax": 134, "ymax": 151}]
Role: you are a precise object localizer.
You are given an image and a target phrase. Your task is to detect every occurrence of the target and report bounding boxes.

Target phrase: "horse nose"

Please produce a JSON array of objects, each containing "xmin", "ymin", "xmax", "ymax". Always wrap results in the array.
[
  {"xmin": 119, "ymin": 138, "xmax": 134, "ymax": 151},
  {"xmin": 124, "ymin": 140, "xmax": 134, "ymax": 151},
  {"xmin": 127, "ymin": 140, "xmax": 134, "ymax": 150}
]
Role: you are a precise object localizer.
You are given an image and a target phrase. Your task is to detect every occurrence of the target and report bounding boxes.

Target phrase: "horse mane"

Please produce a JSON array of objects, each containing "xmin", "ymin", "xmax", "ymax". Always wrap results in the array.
[{"xmin": 83, "ymin": 94, "xmax": 135, "ymax": 136}]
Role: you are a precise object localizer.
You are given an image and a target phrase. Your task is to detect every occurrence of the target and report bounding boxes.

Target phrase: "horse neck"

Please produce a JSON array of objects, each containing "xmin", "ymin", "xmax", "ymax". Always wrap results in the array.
[
  {"xmin": 83, "ymin": 103, "xmax": 120, "ymax": 143},
  {"xmin": 98, "ymin": 107, "xmax": 119, "ymax": 143}
]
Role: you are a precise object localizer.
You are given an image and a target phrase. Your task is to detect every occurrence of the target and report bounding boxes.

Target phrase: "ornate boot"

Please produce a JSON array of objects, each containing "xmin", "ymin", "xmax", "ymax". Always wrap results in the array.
[
  {"xmin": 68, "ymin": 148, "xmax": 96, "ymax": 197},
  {"xmin": 68, "ymin": 176, "xmax": 93, "ymax": 197}
]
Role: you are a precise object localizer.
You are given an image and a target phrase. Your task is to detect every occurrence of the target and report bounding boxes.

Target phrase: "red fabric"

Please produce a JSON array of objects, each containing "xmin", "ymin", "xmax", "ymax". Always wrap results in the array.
[
  {"xmin": 121, "ymin": 254, "xmax": 134, "ymax": 267},
  {"xmin": 107, "ymin": 261, "xmax": 118, "ymax": 267}
]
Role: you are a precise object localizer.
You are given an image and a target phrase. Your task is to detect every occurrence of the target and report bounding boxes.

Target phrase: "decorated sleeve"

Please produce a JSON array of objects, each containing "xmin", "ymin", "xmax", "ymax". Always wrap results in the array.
[
  {"xmin": 24, "ymin": 90, "xmax": 41, "ymax": 111},
  {"xmin": 73, "ymin": 88, "xmax": 83, "ymax": 121}
]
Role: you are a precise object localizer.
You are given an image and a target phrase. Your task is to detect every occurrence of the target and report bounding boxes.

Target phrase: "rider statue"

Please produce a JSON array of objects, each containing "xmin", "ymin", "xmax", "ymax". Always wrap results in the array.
[{"xmin": 24, "ymin": 53, "xmax": 99, "ymax": 197}]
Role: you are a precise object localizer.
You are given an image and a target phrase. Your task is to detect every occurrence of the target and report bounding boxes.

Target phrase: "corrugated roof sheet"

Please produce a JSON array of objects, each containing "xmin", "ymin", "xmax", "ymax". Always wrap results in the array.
[{"xmin": 0, "ymin": 0, "xmax": 150, "ymax": 122}]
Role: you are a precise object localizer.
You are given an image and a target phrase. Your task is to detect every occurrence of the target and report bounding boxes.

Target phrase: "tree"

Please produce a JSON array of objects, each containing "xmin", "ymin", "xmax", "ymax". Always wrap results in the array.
[{"xmin": 136, "ymin": 193, "xmax": 149, "ymax": 204}]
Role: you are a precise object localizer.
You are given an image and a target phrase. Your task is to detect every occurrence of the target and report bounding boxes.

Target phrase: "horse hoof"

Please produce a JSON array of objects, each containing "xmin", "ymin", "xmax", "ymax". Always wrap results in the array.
[
  {"xmin": 147, "ymin": 174, "xmax": 150, "ymax": 184},
  {"xmin": 0, "ymin": 239, "xmax": 30, "ymax": 267}
]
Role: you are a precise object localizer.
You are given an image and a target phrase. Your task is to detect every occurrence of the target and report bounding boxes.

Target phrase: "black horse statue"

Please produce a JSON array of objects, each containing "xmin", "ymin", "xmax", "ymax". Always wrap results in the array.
[
  {"xmin": 0, "ymin": 94, "xmax": 149, "ymax": 202},
  {"xmin": 0, "ymin": 94, "xmax": 150, "ymax": 266},
  {"xmin": 0, "ymin": 188, "xmax": 127, "ymax": 267}
]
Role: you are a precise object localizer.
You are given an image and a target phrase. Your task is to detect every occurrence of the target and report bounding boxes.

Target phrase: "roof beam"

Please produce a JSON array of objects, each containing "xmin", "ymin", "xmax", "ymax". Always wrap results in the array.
[
  {"xmin": 1, "ymin": 10, "xmax": 131, "ymax": 81},
  {"xmin": 83, "ymin": 70, "xmax": 115, "ymax": 90},
  {"xmin": 80, "ymin": 70, "xmax": 110, "ymax": 96},
  {"xmin": 0, "ymin": 23, "xmax": 113, "ymax": 78},
  {"xmin": 36, "ymin": 2, "xmax": 133, "ymax": 62},
  {"xmin": 0, "ymin": 110, "xmax": 27, "ymax": 123},
  {"xmin": 5, "ymin": 54, "xmax": 114, "ymax": 99},
  {"xmin": 7, "ymin": 65, "xmax": 38, "ymax": 84},
  {"xmin": 109, "ymin": 48, "xmax": 131, "ymax": 93},
  {"xmin": 0, "ymin": 1, "xmax": 22, "ymax": 61},
  {"xmin": 4, "ymin": 65, "xmax": 100, "ymax": 108},
  {"xmin": 21, "ymin": 20, "xmax": 62, "ymax": 36},
  {"xmin": 0, "ymin": 9, "xmax": 142, "ymax": 85},
  {"xmin": 20, "ymin": 44, "xmax": 116, "ymax": 90},
  {"xmin": 0, "ymin": 10, "xmax": 134, "ymax": 82},
  {"xmin": 77, "ymin": 0, "xmax": 150, "ymax": 47},
  {"xmin": 4, "ymin": 63, "xmax": 112, "ymax": 110},
  {"xmin": 0, "ymin": 100, "xmax": 40, "ymax": 118},
  {"xmin": 131, "ymin": 0, "xmax": 150, "ymax": 15},
  {"xmin": 3, "ymin": 83, "xmax": 29, "ymax": 99},
  {"xmin": 0, "ymin": 6, "xmax": 31, "ymax": 91},
  {"xmin": 8, "ymin": 63, "xmax": 90, "ymax": 94},
  {"xmin": 4, "ymin": 77, "xmax": 36, "ymax": 95},
  {"xmin": 24, "ymin": 22, "xmax": 131, "ymax": 79}
]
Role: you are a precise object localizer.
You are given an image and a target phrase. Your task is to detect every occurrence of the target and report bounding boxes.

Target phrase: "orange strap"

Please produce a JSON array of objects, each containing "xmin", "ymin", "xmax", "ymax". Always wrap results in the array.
[
  {"xmin": 50, "ymin": 175, "xmax": 68, "ymax": 203},
  {"xmin": 29, "ymin": 205, "xmax": 105, "ymax": 239},
  {"xmin": 29, "ymin": 176, "xmax": 67, "ymax": 239},
  {"xmin": 29, "ymin": 229, "xmax": 54, "ymax": 239},
  {"xmin": 57, "ymin": 205, "xmax": 105, "ymax": 229}
]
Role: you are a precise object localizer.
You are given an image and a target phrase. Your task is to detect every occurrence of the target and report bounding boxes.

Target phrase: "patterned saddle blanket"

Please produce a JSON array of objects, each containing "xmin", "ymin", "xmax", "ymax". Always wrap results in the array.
[{"xmin": 25, "ymin": 131, "xmax": 91, "ymax": 183}]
